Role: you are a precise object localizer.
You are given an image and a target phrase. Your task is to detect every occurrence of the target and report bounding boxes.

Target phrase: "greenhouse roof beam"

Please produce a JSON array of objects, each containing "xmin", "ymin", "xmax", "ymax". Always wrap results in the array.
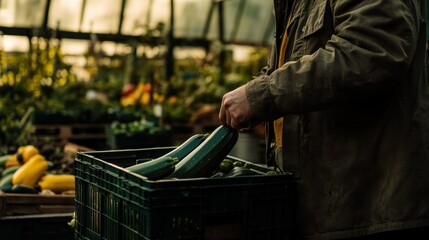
[
  {"xmin": 42, "ymin": 0, "xmax": 51, "ymax": 31},
  {"xmin": 0, "ymin": 25, "xmax": 266, "ymax": 48},
  {"xmin": 263, "ymin": 13, "xmax": 275, "ymax": 44},
  {"xmin": 230, "ymin": 0, "xmax": 246, "ymax": 41},
  {"xmin": 166, "ymin": 0, "xmax": 175, "ymax": 80},
  {"xmin": 0, "ymin": 25, "xmax": 211, "ymax": 47},
  {"xmin": 117, "ymin": 0, "xmax": 127, "ymax": 35},
  {"xmin": 203, "ymin": 0, "xmax": 216, "ymax": 38},
  {"xmin": 218, "ymin": 0, "xmax": 224, "ymax": 42},
  {"xmin": 79, "ymin": 0, "xmax": 87, "ymax": 32}
]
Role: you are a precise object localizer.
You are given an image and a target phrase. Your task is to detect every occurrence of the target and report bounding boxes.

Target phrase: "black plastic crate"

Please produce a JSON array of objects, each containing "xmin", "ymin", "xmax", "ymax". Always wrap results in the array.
[{"xmin": 75, "ymin": 147, "xmax": 296, "ymax": 240}]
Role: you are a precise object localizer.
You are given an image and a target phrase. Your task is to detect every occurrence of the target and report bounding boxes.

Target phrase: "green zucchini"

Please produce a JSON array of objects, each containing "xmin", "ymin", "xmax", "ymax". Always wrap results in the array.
[
  {"xmin": 169, "ymin": 125, "xmax": 238, "ymax": 178},
  {"xmin": 225, "ymin": 166, "xmax": 262, "ymax": 178},
  {"xmin": 126, "ymin": 133, "xmax": 208, "ymax": 180},
  {"xmin": 210, "ymin": 171, "xmax": 226, "ymax": 178},
  {"xmin": 0, "ymin": 174, "xmax": 13, "ymax": 188},
  {"xmin": 162, "ymin": 133, "xmax": 209, "ymax": 160},
  {"xmin": 1, "ymin": 165, "xmax": 20, "ymax": 177},
  {"xmin": 12, "ymin": 184, "xmax": 39, "ymax": 194},
  {"xmin": 0, "ymin": 185, "xmax": 13, "ymax": 193},
  {"xmin": 0, "ymin": 155, "xmax": 11, "ymax": 168},
  {"xmin": 127, "ymin": 156, "xmax": 179, "ymax": 180},
  {"xmin": 135, "ymin": 158, "xmax": 153, "ymax": 164},
  {"xmin": 218, "ymin": 159, "xmax": 234, "ymax": 174}
]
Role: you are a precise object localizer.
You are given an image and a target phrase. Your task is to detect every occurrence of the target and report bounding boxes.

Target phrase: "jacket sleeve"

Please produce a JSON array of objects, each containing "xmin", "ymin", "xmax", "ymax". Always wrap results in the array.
[{"xmin": 246, "ymin": 0, "xmax": 420, "ymax": 121}]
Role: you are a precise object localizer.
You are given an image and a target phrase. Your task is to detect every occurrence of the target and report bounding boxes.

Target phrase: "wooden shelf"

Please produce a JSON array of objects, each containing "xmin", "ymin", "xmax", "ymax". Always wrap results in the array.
[
  {"xmin": 0, "ymin": 193, "xmax": 75, "ymax": 217},
  {"xmin": 34, "ymin": 124, "xmax": 107, "ymax": 144}
]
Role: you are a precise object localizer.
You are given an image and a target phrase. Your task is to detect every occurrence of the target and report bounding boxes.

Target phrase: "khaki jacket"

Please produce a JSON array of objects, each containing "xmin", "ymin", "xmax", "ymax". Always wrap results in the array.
[{"xmin": 246, "ymin": 0, "xmax": 429, "ymax": 239}]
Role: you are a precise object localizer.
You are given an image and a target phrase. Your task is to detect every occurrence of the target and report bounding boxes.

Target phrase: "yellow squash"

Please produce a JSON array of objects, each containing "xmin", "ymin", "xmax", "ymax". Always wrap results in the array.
[
  {"xmin": 5, "ymin": 154, "xmax": 20, "ymax": 168},
  {"xmin": 5, "ymin": 145, "xmax": 39, "ymax": 168},
  {"xmin": 17, "ymin": 145, "xmax": 39, "ymax": 163},
  {"xmin": 38, "ymin": 174, "xmax": 75, "ymax": 193},
  {"xmin": 12, "ymin": 154, "xmax": 48, "ymax": 187}
]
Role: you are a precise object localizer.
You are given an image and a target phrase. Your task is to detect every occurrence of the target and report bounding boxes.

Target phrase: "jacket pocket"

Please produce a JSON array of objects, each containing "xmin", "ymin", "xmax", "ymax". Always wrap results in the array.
[
  {"xmin": 288, "ymin": 0, "xmax": 329, "ymax": 59},
  {"xmin": 300, "ymin": 1, "xmax": 327, "ymax": 39}
]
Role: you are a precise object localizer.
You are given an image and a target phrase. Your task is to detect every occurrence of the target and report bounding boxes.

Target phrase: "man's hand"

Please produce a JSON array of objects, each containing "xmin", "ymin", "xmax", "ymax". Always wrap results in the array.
[{"xmin": 219, "ymin": 84, "xmax": 255, "ymax": 130}]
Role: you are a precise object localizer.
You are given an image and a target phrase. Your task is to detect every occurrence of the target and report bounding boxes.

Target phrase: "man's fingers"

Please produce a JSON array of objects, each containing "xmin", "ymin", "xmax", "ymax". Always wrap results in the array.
[
  {"xmin": 219, "ymin": 85, "xmax": 254, "ymax": 130},
  {"xmin": 225, "ymin": 110, "xmax": 231, "ymax": 126},
  {"xmin": 219, "ymin": 101, "xmax": 226, "ymax": 125}
]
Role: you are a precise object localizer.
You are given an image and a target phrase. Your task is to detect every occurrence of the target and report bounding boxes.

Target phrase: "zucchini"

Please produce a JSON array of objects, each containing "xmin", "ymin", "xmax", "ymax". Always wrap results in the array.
[
  {"xmin": 135, "ymin": 158, "xmax": 153, "ymax": 164},
  {"xmin": 233, "ymin": 161, "xmax": 244, "ymax": 168},
  {"xmin": 1, "ymin": 165, "xmax": 20, "ymax": 177},
  {"xmin": 126, "ymin": 133, "xmax": 207, "ymax": 179},
  {"xmin": 266, "ymin": 170, "xmax": 280, "ymax": 175},
  {"xmin": 12, "ymin": 184, "xmax": 38, "ymax": 194},
  {"xmin": 0, "ymin": 154, "xmax": 11, "ymax": 168},
  {"xmin": 218, "ymin": 159, "xmax": 234, "ymax": 174},
  {"xmin": 169, "ymin": 125, "xmax": 238, "ymax": 178},
  {"xmin": 0, "ymin": 185, "xmax": 13, "ymax": 193},
  {"xmin": 161, "ymin": 133, "xmax": 209, "ymax": 160},
  {"xmin": 0, "ymin": 174, "xmax": 13, "ymax": 188},
  {"xmin": 127, "ymin": 156, "xmax": 179, "ymax": 180},
  {"xmin": 225, "ymin": 166, "xmax": 262, "ymax": 178},
  {"xmin": 210, "ymin": 171, "xmax": 226, "ymax": 178}
]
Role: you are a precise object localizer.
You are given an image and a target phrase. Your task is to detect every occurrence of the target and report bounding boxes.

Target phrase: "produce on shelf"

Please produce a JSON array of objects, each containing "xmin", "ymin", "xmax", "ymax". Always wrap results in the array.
[
  {"xmin": 4, "ymin": 155, "xmax": 20, "ymax": 168},
  {"xmin": 1, "ymin": 166, "xmax": 19, "ymax": 176},
  {"xmin": 120, "ymin": 82, "xmax": 153, "ymax": 107},
  {"xmin": 16, "ymin": 145, "xmax": 39, "ymax": 163},
  {"xmin": 0, "ymin": 143, "xmax": 76, "ymax": 194},
  {"xmin": 38, "ymin": 174, "xmax": 75, "ymax": 194},
  {"xmin": 5, "ymin": 144, "xmax": 39, "ymax": 168},
  {"xmin": 12, "ymin": 154, "xmax": 49, "ymax": 187},
  {"xmin": 109, "ymin": 119, "xmax": 169, "ymax": 135},
  {"xmin": 68, "ymin": 212, "xmax": 76, "ymax": 230},
  {"xmin": 0, "ymin": 107, "xmax": 35, "ymax": 153}
]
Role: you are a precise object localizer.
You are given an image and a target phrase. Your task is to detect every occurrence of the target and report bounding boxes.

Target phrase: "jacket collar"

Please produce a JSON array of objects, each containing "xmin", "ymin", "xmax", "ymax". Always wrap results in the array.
[{"xmin": 273, "ymin": 0, "xmax": 295, "ymax": 40}]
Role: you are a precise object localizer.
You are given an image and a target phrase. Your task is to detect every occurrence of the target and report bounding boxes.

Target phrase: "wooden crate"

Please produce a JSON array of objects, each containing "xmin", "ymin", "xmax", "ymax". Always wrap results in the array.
[
  {"xmin": 0, "ymin": 193, "xmax": 75, "ymax": 217},
  {"xmin": 34, "ymin": 124, "xmax": 106, "ymax": 143},
  {"xmin": 34, "ymin": 124, "xmax": 108, "ymax": 149},
  {"xmin": 0, "ymin": 213, "xmax": 74, "ymax": 240}
]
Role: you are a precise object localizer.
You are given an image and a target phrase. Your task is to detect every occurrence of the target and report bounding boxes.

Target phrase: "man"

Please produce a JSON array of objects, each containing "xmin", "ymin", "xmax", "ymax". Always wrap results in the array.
[{"xmin": 219, "ymin": 0, "xmax": 429, "ymax": 239}]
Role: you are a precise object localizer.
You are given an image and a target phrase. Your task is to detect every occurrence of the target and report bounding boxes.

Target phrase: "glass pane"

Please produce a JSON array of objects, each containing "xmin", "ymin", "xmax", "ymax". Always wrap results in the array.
[
  {"xmin": 174, "ymin": 0, "xmax": 211, "ymax": 38},
  {"xmin": 60, "ymin": 39, "xmax": 89, "ymax": 55},
  {"xmin": 264, "ymin": 26, "xmax": 275, "ymax": 45},
  {"xmin": 3, "ymin": 35, "xmax": 29, "ymax": 52},
  {"xmin": 121, "ymin": 0, "xmax": 151, "ymax": 35},
  {"xmin": 227, "ymin": 45, "xmax": 253, "ymax": 62},
  {"xmin": 81, "ymin": 0, "xmax": 122, "ymax": 33},
  {"xmin": 205, "ymin": 0, "xmax": 273, "ymax": 45},
  {"xmin": 48, "ymin": 0, "xmax": 83, "ymax": 31},
  {"xmin": 150, "ymin": 0, "xmax": 170, "ymax": 34},
  {"xmin": 121, "ymin": 0, "xmax": 170, "ymax": 35},
  {"xmin": 0, "ymin": 0, "xmax": 46, "ymax": 28},
  {"xmin": 100, "ymin": 41, "xmax": 132, "ymax": 56},
  {"xmin": 122, "ymin": 0, "xmax": 170, "ymax": 36},
  {"xmin": 235, "ymin": 0, "xmax": 274, "ymax": 44},
  {"xmin": 206, "ymin": 4, "xmax": 219, "ymax": 41},
  {"xmin": 174, "ymin": 46, "xmax": 206, "ymax": 60},
  {"xmin": 223, "ymin": 0, "xmax": 241, "ymax": 42}
]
